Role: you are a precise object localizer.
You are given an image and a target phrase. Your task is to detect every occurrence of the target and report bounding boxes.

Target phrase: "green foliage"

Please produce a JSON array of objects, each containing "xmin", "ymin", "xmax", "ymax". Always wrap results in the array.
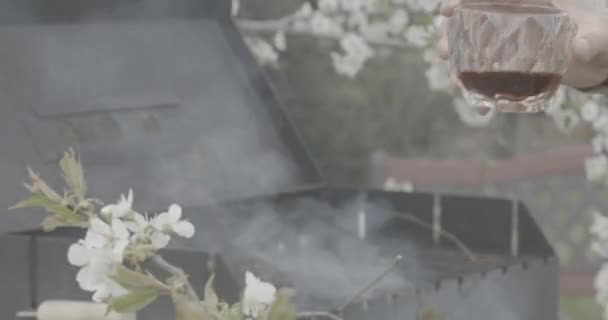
[
  {"xmin": 110, "ymin": 266, "xmax": 169, "ymax": 291},
  {"xmin": 204, "ymin": 274, "xmax": 219, "ymax": 307},
  {"xmin": 107, "ymin": 287, "xmax": 161, "ymax": 314},
  {"xmin": 59, "ymin": 148, "xmax": 87, "ymax": 199},
  {"xmin": 262, "ymin": 289, "xmax": 296, "ymax": 320},
  {"xmin": 9, "ymin": 148, "xmax": 97, "ymax": 230},
  {"xmin": 174, "ymin": 293, "xmax": 213, "ymax": 320}
]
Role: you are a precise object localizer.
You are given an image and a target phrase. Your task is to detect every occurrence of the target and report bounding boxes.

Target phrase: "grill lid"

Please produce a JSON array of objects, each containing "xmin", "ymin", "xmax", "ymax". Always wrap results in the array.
[{"xmin": 0, "ymin": 0, "xmax": 321, "ymax": 233}]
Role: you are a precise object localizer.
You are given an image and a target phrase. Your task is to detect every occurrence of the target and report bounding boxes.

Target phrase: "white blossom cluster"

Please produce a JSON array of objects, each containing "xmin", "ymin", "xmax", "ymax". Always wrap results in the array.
[
  {"xmin": 590, "ymin": 210, "xmax": 608, "ymax": 319},
  {"xmin": 235, "ymin": 0, "xmax": 439, "ymax": 77},
  {"xmin": 242, "ymin": 271, "xmax": 277, "ymax": 318},
  {"xmin": 67, "ymin": 190, "xmax": 195, "ymax": 302},
  {"xmin": 383, "ymin": 177, "xmax": 414, "ymax": 192}
]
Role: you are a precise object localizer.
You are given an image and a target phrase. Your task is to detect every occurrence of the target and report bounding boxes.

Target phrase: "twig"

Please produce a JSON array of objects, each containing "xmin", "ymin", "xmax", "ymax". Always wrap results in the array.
[
  {"xmin": 151, "ymin": 255, "xmax": 200, "ymax": 301},
  {"xmin": 296, "ymin": 311, "xmax": 345, "ymax": 320},
  {"xmin": 336, "ymin": 255, "xmax": 403, "ymax": 312},
  {"xmin": 395, "ymin": 214, "xmax": 478, "ymax": 262},
  {"xmin": 236, "ymin": 18, "xmax": 414, "ymax": 49}
]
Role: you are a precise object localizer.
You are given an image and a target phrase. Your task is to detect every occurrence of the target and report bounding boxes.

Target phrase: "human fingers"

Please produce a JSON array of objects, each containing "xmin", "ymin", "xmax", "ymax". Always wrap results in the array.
[
  {"xmin": 439, "ymin": 0, "xmax": 460, "ymax": 17},
  {"xmin": 573, "ymin": 31, "xmax": 608, "ymax": 68}
]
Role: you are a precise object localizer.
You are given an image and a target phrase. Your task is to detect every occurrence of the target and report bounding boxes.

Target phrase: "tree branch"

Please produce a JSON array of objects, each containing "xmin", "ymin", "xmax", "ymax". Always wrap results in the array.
[
  {"xmin": 336, "ymin": 255, "xmax": 402, "ymax": 312},
  {"xmin": 235, "ymin": 18, "xmax": 414, "ymax": 49},
  {"xmin": 395, "ymin": 214, "xmax": 478, "ymax": 262},
  {"xmin": 151, "ymin": 255, "xmax": 200, "ymax": 302}
]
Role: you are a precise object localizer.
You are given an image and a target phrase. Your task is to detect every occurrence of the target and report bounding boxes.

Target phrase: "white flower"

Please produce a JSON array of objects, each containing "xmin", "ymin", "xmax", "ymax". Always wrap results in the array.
[
  {"xmin": 101, "ymin": 189, "xmax": 133, "ymax": 219},
  {"xmin": 273, "ymin": 31, "xmax": 287, "ymax": 51},
  {"xmin": 453, "ymin": 97, "xmax": 495, "ymax": 127},
  {"xmin": 593, "ymin": 135, "xmax": 605, "ymax": 154},
  {"xmin": 592, "ymin": 211, "xmax": 608, "ymax": 241},
  {"xmin": 595, "ymin": 264, "xmax": 608, "ymax": 306},
  {"xmin": 347, "ymin": 11, "xmax": 369, "ymax": 30},
  {"xmin": 593, "ymin": 111, "xmax": 608, "ymax": 134},
  {"xmin": 127, "ymin": 213, "xmax": 170, "ymax": 249},
  {"xmin": 362, "ymin": 22, "xmax": 389, "ymax": 40},
  {"xmin": 83, "ymin": 218, "xmax": 130, "ymax": 260},
  {"xmin": 245, "ymin": 37, "xmax": 279, "ymax": 66},
  {"xmin": 310, "ymin": 12, "xmax": 342, "ymax": 36},
  {"xmin": 67, "ymin": 243, "xmax": 126, "ymax": 302},
  {"xmin": 331, "ymin": 52, "xmax": 364, "ymax": 78},
  {"xmin": 425, "ymin": 62, "xmax": 451, "ymax": 92},
  {"xmin": 319, "ymin": 0, "xmax": 339, "ymax": 12},
  {"xmin": 404, "ymin": 25, "xmax": 430, "ymax": 47},
  {"xmin": 404, "ymin": 0, "xmax": 440, "ymax": 12},
  {"xmin": 383, "ymin": 178, "xmax": 414, "ymax": 192},
  {"xmin": 586, "ymin": 155, "xmax": 608, "ymax": 182},
  {"xmin": 242, "ymin": 271, "xmax": 276, "ymax": 317},
  {"xmin": 582, "ymin": 101, "xmax": 601, "ymax": 122},
  {"xmin": 554, "ymin": 109, "xmax": 580, "ymax": 133},
  {"xmin": 340, "ymin": 33, "xmax": 374, "ymax": 60},
  {"xmin": 295, "ymin": 3, "xmax": 313, "ymax": 18},
  {"xmin": 388, "ymin": 9, "xmax": 409, "ymax": 34},
  {"xmin": 152, "ymin": 204, "xmax": 195, "ymax": 239},
  {"xmin": 340, "ymin": 0, "xmax": 364, "ymax": 12}
]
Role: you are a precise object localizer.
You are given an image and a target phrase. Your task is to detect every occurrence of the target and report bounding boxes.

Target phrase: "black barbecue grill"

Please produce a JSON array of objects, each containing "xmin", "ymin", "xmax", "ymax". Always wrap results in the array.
[{"xmin": 0, "ymin": 1, "xmax": 558, "ymax": 320}]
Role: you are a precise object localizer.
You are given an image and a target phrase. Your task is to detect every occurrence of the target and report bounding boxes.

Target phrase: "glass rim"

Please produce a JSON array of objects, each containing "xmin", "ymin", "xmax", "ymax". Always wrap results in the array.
[{"xmin": 454, "ymin": 2, "xmax": 566, "ymax": 15}]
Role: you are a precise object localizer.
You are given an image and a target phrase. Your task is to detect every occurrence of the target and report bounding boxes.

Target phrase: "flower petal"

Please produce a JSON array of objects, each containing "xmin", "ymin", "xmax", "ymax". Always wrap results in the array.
[
  {"xmin": 100, "ymin": 204, "xmax": 116, "ymax": 216},
  {"xmin": 112, "ymin": 239, "xmax": 129, "ymax": 261},
  {"xmin": 76, "ymin": 265, "xmax": 100, "ymax": 291},
  {"xmin": 92, "ymin": 284, "xmax": 111, "ymax": 303},
  {"xmin": 67, "ymin": 243, "xmax": 90, "ymax": 267},
  {"xmin": 90, "ymin": 218, "xmax": 112, "ymax": 237},
  {"xmin": 152, "ymin": 212, "xmax": 171, "ymax": 231},
  {"xmin": 126, "ymin": 189, "xmax": 133, "ymax": 206},
  {"xmin": 167, "ymin": 204, "xmax": 182, "ymax": 223},
  {"xmin": 126, "ymin": 213, "xmax": 147, "ymax": 233},
  {"xmin": 84, "ymin": 229, "xmax": 108, "ymax": 249},
  {"xmin": 150, "ymin": 232, "xmax": 171, "ymax": 249},
  {"xmin": 111, "ymin": 219, "xmax": 130, "ymax": 241},
  {"xmin": 173, "ymin": 221, "xmax": 195, "ymax": 238}
]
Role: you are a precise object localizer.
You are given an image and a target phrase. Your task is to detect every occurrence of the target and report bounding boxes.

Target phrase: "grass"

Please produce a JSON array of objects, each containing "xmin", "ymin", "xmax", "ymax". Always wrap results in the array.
[{"xmin": 560, "ymin": 295, "xmax": 602, "ymax": 320}]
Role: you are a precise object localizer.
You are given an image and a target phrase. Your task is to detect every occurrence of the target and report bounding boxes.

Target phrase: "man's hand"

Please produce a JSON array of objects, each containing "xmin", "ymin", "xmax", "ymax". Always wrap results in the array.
[{"xmin": 437, "ymin": 0, "xmax": 608, "ymax": 90}]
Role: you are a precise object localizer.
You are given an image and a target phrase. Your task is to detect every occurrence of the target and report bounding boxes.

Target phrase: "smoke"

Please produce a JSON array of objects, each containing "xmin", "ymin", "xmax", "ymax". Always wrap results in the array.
[
  {"xmin": 0, "ymin": 1, "xmax": 303, "ymax": 214},
  {"xmin": 175, "ymin": 195, "xmax": 428, "ymax": 310}
]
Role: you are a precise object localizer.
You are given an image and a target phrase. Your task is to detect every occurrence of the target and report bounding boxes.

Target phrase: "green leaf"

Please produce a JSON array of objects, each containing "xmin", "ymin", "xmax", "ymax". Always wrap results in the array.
[
  {"xmin": 59, "ymin": 148, "xmax": 87, "ymax": 197},
  {"xmin": 110, "ymin": 266, "xmax": 168, "ymax": 291},
  {"xmin": 41, "ymin": 215, "xmax": 63, "ymax": 232},
  {"xmin": 173, "ymin": 294, "xmax": 214, "ymax": 320},
  {"xmin": 108, "ymin": 287, "xmax": 160, "ymax": 314},
  {"xmin": 24, "ymin": 167, "xmax": 64, "ymax": 203},
  {"xmin": 265, "ymin": 289, "xmax": 296, "ymax": 320},
  {"xmin": 10, "ymin": 193, "xmax": 72, "ymax": 216},
  {"xmin": 227, "ymin": 303, "xmax": 244, "ymax": 320},
  {"xmin": 204, "ymin": 274, "xmax": 219, "ymax": 306}
]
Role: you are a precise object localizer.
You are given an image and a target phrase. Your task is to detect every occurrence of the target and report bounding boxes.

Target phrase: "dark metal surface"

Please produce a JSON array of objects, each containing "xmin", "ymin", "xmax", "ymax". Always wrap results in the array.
[
  {"xmin": 174, "ymin": 188, "xmax": 558, "ymax": 320},
  {"xmin": 0, "ymin": 189, "xmax": 558, "ymax": 320},
  {"xmin": 0, "ymin": 229, "xmax": 240, "ymax": 320},
  {"xmin": 0, "ymin": 0, "xmax": 321, "ymax": 234}
]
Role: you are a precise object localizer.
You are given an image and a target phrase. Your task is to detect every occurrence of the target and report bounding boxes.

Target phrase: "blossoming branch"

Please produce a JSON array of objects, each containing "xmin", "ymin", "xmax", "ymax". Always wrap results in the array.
[{"xmin": 9, "ymin": 149, "xmax": 296, "ymax": 320}]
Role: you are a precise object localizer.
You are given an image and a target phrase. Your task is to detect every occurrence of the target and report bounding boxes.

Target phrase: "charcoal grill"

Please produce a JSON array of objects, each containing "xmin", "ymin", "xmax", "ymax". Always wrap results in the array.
[
  {"xmin": 0, "ymin": 0, "xmax": 320, "ymax": 235},
  {"xmin": 0, "ymin": 0, "xmax": 558, "ymax": 320},
  {"xmin": 173, "ymin": 188, "xmax": 558, "ymax": 320}
]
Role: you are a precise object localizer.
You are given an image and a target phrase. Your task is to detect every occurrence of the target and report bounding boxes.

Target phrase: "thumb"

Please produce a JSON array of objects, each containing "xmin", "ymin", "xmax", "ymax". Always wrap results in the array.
[{"xmin": 573, "ymin": 32, "xmax": 608, "ymax": 68}]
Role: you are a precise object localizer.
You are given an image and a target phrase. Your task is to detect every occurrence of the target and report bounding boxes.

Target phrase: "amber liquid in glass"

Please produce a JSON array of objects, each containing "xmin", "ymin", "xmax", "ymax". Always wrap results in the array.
[{"xmin": 457, "ymin": 71, "xmax": 561, "ymax": 102}]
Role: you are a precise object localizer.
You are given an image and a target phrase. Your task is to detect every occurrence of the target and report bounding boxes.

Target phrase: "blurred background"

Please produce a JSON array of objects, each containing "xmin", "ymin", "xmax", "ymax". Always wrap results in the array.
[{"xmin": 234, "ymin": 0, "xmax": 608, "ymax": 319}]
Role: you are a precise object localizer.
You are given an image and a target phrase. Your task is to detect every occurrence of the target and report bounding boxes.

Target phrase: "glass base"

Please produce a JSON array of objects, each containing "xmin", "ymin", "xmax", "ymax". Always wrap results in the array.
[{"xmin": 463, "ymin": 91, "xmax": 549, "ymax": 114}]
